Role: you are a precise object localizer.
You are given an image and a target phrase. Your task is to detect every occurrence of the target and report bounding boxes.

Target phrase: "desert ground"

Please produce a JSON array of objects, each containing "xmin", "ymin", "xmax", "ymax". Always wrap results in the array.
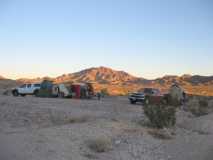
[{"xmin": 0, "ymin": 93, "xmax": 213, "ymax": 160}]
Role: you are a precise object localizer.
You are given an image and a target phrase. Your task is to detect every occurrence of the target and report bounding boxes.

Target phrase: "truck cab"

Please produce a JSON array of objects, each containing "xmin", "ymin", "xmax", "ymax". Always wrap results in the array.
[{"xmin": 128, "ymin": 88, "xmax": 161, "ymax": 104}]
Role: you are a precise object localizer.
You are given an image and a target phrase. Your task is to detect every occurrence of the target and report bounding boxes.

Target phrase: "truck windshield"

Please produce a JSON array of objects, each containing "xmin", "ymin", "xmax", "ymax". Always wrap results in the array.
[
  {"xmin": 20, "ymin": 84, "xmax": 26, "ymax": 88},
  {"xmin": 34, "ymin": 84, "xmax": 41, "ymax": 87},
  {"xmin": 143, "ymin": 88, "xmax": 153, "ymax": 94}
]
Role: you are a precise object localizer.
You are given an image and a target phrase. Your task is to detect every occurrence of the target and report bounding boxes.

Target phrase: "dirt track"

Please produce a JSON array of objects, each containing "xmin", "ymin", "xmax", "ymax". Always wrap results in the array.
[{"xmin": 0, "ymin": 95, "xmax": 212, "ymax": 160}]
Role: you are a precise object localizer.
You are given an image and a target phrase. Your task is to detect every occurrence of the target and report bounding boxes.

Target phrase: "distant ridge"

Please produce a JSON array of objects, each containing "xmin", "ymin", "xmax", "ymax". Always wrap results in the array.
[
  {"xmin": 55, "ymin": 66, "xmax": 143, "ymax": 84},
  {"xmin": 1, "ymin": 66, "xmax": 213, "ymax": 96},
  {"xmin": 0, "ymin": 75, "xmax": 5, "ymax": 80},
  {"xmin": 0, "ymin": 76, "xmax": 18, "ymax": 89}
]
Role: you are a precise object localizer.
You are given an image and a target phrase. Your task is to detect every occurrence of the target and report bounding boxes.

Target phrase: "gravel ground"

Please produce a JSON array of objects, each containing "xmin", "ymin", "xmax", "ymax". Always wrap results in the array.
[{"xmin": 0, "ymin": 95, "xmax": 212, "ymax": 160}]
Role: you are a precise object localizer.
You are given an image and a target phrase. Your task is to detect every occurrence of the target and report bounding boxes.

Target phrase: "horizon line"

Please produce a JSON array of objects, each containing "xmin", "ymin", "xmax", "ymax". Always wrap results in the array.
[{"xmin": 1, "ymin": 66, "xmax": 212, "ymax": 81}]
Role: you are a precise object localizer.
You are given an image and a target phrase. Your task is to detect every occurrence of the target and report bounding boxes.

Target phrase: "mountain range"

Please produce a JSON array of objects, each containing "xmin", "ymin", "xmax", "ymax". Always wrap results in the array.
[{"xmin": 0, "ymin": 66, "xmax": 213, "ymax": 96}]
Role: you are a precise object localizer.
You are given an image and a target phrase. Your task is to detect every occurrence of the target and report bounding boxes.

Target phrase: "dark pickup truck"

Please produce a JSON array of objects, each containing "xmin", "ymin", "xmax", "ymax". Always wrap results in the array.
[
  {"xmin": 128, "ymin": 88, "xmax": 161, "ymax": 104},
  {"xmin": 128, "ymin": 92, "xmax": 145, "ymax": 104}
]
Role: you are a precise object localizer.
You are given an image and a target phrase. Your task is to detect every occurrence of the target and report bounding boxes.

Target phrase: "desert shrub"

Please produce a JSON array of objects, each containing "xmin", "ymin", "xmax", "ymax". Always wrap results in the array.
[
  {"xmin": 162, "ymin": 94, "xmax": 182, "ymax": 107},
  {"xmin": 186, "ymin": 98, "xmax": 210, "ymax": 116},
  {"xmin": 143, "ymin": 104, "xmax": 176, "ymax": 129},
  {"xmin": 100, "ymin": 88, "xmax": 109, "ymax": 96},
  {"xmin": 199, "ymin": 99, "xmax": 208, "ymax": 107},
  {"xmin": 86, "ymin": 137, "xmax": 112, "ymax": 153},
  {"xmin": 209, "ymin": 99, "xmax": 213, "ymax": 108}
]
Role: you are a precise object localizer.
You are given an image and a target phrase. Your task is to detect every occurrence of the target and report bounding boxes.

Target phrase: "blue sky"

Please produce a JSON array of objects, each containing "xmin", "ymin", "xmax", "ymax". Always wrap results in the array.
[{"xmin": 0, "ymin": 0, "xmax": 212, "ymax": 79}]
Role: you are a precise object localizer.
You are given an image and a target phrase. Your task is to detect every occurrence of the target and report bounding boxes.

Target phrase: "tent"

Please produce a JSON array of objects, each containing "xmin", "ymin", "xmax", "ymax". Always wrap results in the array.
[{"xmin": 37, "ymin": 80, "xmax": 57, "ymax": 97}]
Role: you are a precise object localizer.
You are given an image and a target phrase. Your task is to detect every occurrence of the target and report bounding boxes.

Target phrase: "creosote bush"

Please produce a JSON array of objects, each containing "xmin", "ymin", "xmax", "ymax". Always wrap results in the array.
[
  {"xmin": 100, "ymin": 88, "xmax": 109, "ymax": 96},
  {"xmin": 186, "ymin": 98, "xmax": 210, "ymax": 116},
  {"xmin": 199, "ymin": 99, "xmax": 208, "ymax": 107},
  {"xmin": 143, "ymin": 92, "xmax": 184, "ymax": 129},
  {"xmin": 143, "ymin": 103, "xmax": 176, "ymax": 128},
  {"xmin": 162, "ymin": 94, "xmax": 182, "ymax": 107}
]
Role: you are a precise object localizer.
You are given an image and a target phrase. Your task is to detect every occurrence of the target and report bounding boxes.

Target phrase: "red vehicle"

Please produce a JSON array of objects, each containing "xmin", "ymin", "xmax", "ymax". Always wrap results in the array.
[
  {"xmin": 143, "ymin": 88, "xmax": 164, "ymax": 105},
  {"xmin": 71, "ymin": 83, "xmax": 94, "ymax": 99},
  {"xmin": 143, "ymin": 88, "xmax": 162, "ymax": 96},
  {"xmin": 129, "ymin": 88, "xmax": 162, "ymax": 104},
  {"xmin": 71, "ymin": 84, "xmax": 81, "ymax": 98}
]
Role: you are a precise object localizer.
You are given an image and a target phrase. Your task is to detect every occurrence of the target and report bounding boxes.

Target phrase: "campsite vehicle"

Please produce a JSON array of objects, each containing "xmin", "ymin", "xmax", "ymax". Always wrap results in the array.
[
  {"xmin": 71, "ymin": 83, "xmax": 94, "ymax": 99},
  {"xmin": 36, "ymin": 80, "xmax": 57, "ymax": 98},
  {"xmin": 128, "ymin": 92, "xmax": 145, "ymax": 104},
  {"xmin": 129, "ymin": 88, "xmax": 161, "ymax": 104},
  {"xmin": 57, "ymin": 84, "xmax": 72, "ymax": 98},
  {"xmin": 86, "ymin": 83, "xmax": 95, "ymax": 98},
  {"xmin": 36, "ymin": 80, "xmax": 72, "ymax": 98},
  {"xmin": 54, "ymin": 84, "xmax": 73, "ymax": 98},
  {"xmin": 143, "ymin": 84, "xmax": 186, "ymax": 105},
  {"xmin": 36, "ymin": 80, "xmax": 95, "ymax": 99},
  {"xmin": 12, "ymin": 83, "xmax": 41, "ymax": 97},
  {"xmin": 143, "ymin": 88, "xmax": 164, "ymax": 105},
  {"xmin": 53, "ymin": 83, "xmax": 94, "ymax": 99},
  {"xmin": 143, "ymin": 88, "xmax": 161, "ymax": 96}
]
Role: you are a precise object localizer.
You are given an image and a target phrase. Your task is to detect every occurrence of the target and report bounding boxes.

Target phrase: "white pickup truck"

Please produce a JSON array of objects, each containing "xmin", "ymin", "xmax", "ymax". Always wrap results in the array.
[{"xmin": 12, "ymin": 83, "xmax": 41, "ymax": 97}]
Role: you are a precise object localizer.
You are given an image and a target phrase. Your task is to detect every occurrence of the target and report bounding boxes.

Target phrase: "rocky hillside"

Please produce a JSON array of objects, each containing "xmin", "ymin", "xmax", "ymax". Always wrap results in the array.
[
  {"xmin": 0, "ymin": 77, "xmax": 18, "ymax": 89},
  {"xmin": 1, "ymin": 67, "xmax": 213, "ymax": 96},
  {"xmin": 55, "ymin": 67, "xmax": 143, "ymax": 84},
  {"xmin": 0, "ymin": 76, "xmax": 5, "ymax": 80},
  {"xmin": 152, "ymin": 75, "xmax": 213, "ymax": 96}
]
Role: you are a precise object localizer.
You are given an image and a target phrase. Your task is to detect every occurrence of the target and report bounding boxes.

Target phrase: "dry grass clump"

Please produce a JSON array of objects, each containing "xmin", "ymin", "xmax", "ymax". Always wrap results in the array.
[
  {"xmin": 2, "ymin": 89, "xmax": 11, "ymax": 96},
  {"xmin": 86, "ymin": 137, "xmax": 112, "ymax": 153},
  {"xmin": 50, "ymin": 114, "xmax": 91, "ymax": 126},
  {"xmin": 148, "ymin": 128, "xmax": 174, "ymax": 140},
  {"xmin": 82, "ymin": 153, "xmax": 98, "ymax": 159},
  {"xmin": 66, "ymin": 115, "xmax": 90, "ymax": 124}
]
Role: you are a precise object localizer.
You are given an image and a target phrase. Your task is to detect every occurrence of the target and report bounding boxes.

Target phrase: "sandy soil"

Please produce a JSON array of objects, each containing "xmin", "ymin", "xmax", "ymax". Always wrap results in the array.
[{"xmin": 0, "ymin": 95, "xmax": 212, "ymax": 160}]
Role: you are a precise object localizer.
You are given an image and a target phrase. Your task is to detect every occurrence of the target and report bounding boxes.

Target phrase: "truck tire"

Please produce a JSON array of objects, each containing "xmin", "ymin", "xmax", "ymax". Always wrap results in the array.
[
  {"xmin": 34, "ymin": 90, "xmax": 39, "ymax": 97},
  {"xmin": 59, "ymin": 92, "xmax": 65, "ymax": 98},
  {"xmin": 12, "ymin": 90, "xmax": 19, "ymax": 97},
  {"xmin": 130, "ymin": 100, "xmax": 136, "ymax": 104}
]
